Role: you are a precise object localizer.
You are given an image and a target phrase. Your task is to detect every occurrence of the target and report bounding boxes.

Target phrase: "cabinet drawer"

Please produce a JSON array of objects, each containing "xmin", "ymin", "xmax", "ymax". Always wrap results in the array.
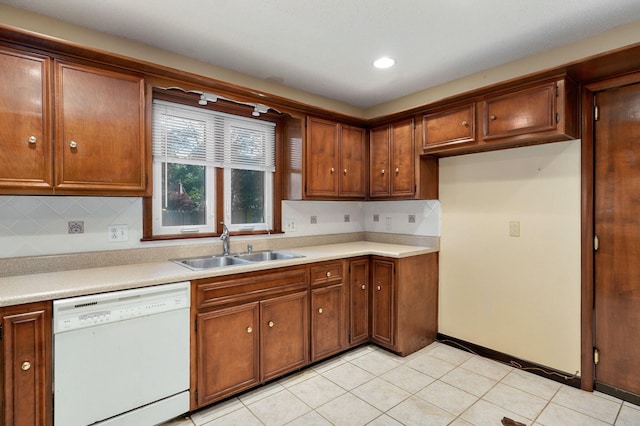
[
  {"xmin": 483, "ymin": 82, "xmax": 556, "ymax": 140},
  {"xmin": 195, "ymin": 266, "xmax": 308, "ymax": 310},
  {"xmin": 423, "ymin": 104, "xmax": 475, "ymax": 151},
  {"xmin": 310, "ymin": 261, "xmax": 344, "ymax": 287}
]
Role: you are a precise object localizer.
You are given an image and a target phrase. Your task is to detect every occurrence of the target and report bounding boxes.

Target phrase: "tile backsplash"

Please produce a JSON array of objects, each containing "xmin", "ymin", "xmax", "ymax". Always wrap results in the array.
[{"xmin": 0, "ymin": 196, "xmax": 440, "ymax": 258}]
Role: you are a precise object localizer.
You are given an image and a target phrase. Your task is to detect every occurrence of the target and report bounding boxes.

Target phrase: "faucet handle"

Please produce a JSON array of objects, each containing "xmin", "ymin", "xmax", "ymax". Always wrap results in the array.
[{"xmin": 247, "ymin": 244, "xmax": 253, "ymax": 253}]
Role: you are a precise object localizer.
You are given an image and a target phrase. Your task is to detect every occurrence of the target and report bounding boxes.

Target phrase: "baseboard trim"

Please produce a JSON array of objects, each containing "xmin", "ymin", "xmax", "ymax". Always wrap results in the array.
[
  {"xmin": 437, "ymin": 333, "xmax": 582, "ymax": 389},
  {"xmin": 595, "ymin": 382, "xmax": 640, "ymax": 406}
]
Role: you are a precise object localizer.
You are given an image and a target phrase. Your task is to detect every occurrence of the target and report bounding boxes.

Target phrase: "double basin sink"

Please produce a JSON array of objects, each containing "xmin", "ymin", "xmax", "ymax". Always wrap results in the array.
[{"xmin": 172, "ymin": 250, "xmax": 304, "ymax": 271}]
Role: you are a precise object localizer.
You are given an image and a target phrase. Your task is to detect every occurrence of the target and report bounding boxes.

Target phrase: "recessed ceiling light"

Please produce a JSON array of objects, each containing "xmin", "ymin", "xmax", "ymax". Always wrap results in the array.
[{"xmin": 373, "ymin": 57, "xmax": 395, "ymax": 69}]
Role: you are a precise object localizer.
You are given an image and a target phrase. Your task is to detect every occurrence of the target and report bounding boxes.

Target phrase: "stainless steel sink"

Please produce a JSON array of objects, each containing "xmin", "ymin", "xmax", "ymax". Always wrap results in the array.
[
  {"xmin": 232, "ymin": 250, "xmax": 304, "ymax": 262},
  {"xmin": 172, "ymin": 250, "xmax": 304, "ymax": 270},
  {"xmin": 172, "ymin": 255, "xmax": 252, "ymax": 271}
]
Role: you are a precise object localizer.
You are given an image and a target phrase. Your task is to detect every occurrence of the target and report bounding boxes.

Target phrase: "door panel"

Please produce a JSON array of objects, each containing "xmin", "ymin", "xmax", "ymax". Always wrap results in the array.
[{"xmin": 594, "ymin": 83, "xmax": 640, "ymax": 396}]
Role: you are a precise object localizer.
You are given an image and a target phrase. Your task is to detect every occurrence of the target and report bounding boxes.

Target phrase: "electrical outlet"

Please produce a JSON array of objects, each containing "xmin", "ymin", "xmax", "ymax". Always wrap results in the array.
[
  {"xmin": 385, "ymin": 217, "xmax": 392, "ymax": 231},
  {"xmin": 286, "ymin": 219, "xmax": 297, "ymax": 232},
  {"xmin": 509, "ymin": 221, "xmax": 520, "ymax": 237},
  {"xmin": 344, "ymin": 214, "xmax": 350, "ymax": 223},
  {"xmin": 310, "ymin": 215, "xmax": 317, "ymax": 224},
  {"xmin": 373, "ymin": 214, "xmax": 379, "ymax": 222},
  {"xmin": 108, "ymin": 224, "xmax": 129, "ymax": 242},
  {"xmin": 408, "ymin": 214, "xmax": 416, "ymax": 223},
  {"xmin": 68, "ymin": 221, "xmax": 84, "ymax": 234}
]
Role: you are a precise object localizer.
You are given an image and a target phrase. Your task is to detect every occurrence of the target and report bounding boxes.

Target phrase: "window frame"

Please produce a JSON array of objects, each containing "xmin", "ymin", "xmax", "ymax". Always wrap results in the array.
[{"xmin": 142, "ymin": 88, "xmax": 284, "ymax": 241}]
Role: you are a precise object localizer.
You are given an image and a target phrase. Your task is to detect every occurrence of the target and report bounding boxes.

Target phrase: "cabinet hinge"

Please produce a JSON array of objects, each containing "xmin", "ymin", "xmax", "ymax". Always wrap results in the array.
[
  {"xmin": 556, "ymin": 113, "xmax": 560, "ymax": 124},
  {"xmin": 594, "ymin": 347, "xmax": 600, "ymax": 365},
  {"xmin": 594, "ymin": 235, "xmax": 599, "ymax": 252},
  {"xmin": 194, "ymin": 318, "xmax": 198, "ymax": 332},
  {"xmin": 594, "ymin": 105, "xmax": 600, "ymax": 121},
  {"xmin": 0, "ymin": 323, "xmax": 3, "ymax": 341},
  {"xmin": 195, "ymin": 389, "xmax": 198, "ymax": 401},
  {"xmin": 556, "ymin": 86, "xmax": 559, "ymax": 97}
]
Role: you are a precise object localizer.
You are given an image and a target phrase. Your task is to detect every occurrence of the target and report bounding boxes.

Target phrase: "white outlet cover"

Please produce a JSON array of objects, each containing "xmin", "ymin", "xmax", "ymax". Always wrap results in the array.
[{"xmin": 108, "ymin": 224, "xmax": 129, "ymax": 242}]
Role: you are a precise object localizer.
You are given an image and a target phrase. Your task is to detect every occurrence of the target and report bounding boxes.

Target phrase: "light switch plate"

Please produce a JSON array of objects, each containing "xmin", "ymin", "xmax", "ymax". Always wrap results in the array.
[{"xmin": 509, "ymin": 221, "xmax": 520, "ymax": 237}]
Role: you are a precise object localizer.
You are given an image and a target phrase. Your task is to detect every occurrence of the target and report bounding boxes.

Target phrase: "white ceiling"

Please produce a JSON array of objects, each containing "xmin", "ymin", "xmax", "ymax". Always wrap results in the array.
[{"xmin": 4, "ymin": 1, "xmax": 640, "ymax": 108}]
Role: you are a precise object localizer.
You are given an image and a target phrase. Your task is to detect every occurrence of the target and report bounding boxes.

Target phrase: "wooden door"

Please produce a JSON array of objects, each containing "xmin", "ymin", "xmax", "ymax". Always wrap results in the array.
[
  {"xmin": 369, "ymin": 125, "xmax": 390, "ymax": 197},
  {"xmin": 371, "ymin": 259, "xmax": 395, "ymax": 347},
  {"xmin": 1, "ymin": 302, "xmax": 52, "ymax": 426},
  {"xmin": 390, "ymin": 118, "xmax": 415, "ymax": 197},
  {"xmin": 311, "ymin": 284, "xmax": 345, "ymax": 361},
  {"xmin": 0, "ymin": 47, "xmax": 52, "ymax": 192},
  {"xmin": 306, "ymin": 117, "xmax": 338, "ymax": 197},
  {"xmin": 349, "ymin": 258, "xmax": 369, "ymax": 346},
  {"xmin": 339, "ymin": 125, "xmax": 366, "ymax": 197},
  {"xmin": 54, "ymin": 60, "xmax": 145, "ymax": 194},
  {"xmin": 594, "ymin": 83, "xmax": 640, "ymax": 397},
  {"xmin": 195, "ymin": 303, "xmax": 260, "ymax": 406},
  {"xmin": 260, "ymin": 291, "xmax": 308, "ymax": 380}
]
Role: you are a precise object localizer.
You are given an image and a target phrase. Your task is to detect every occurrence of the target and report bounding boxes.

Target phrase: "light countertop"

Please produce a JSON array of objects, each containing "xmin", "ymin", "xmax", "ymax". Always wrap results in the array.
[{"xmin": 0, "ymin": 241, "xmax": 437, "ymax": 307}]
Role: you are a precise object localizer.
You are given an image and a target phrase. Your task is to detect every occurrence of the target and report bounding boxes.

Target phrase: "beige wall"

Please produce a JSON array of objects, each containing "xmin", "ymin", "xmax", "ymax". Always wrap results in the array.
[
  {"xmin": 1, "ymin": 4, "xmax": 640, "ymax": 118},
  {"xmin": 439, "ymin": 140, "xmax": 581, "ymax": 375}
]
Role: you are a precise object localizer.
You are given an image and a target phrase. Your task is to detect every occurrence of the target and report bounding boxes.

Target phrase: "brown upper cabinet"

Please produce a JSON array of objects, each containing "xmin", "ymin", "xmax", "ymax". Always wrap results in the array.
[
  {"xmin": 369, "ymin": 118, "xmax": 415, "ymax": 198},
  {"xmin": 0, "ymin": 45, "xmax": 146, "ymax": 196},
  {"xmin": 422, "ymin": 76, "xmax": 578, "ymax": 156},
  {"xmin": 305, "ymin": 116, "xmax": 366, "ymax": 199}
]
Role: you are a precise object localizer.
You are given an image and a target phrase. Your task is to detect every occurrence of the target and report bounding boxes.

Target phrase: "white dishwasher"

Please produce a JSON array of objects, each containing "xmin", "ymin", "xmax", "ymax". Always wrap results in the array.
[{"xmin": 53, "ymin": 281, "xmax": 190, "ymax": 426}]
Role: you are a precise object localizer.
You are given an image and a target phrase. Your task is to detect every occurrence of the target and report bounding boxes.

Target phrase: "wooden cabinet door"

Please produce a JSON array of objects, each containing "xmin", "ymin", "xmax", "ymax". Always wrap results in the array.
[
  {"xmin": 54, "ymin": 60, "xmax": 145, "ymax": 194},
  {"xmin": 483, "ymin": 81, "xmax": 556, "ymax": 140},
  {"xmin": 195, "ymin": 303, "xmax": 260, "ymax": 407},
  {"xmin": 349, "ymin": 258, "xmax": 369, "ymax": 346},
  {"xmin": 371, "ymin": 259, "xmax": 395, "ymax": 347},
  {"xmin": 369, "ymin": 125, "xmax": 390, "ymax": 197},
  {"xmin": 311, "ymin": 284, "xmax": 345, "ymax": 362},
  {"xmin": 260, "ymin": 291, "xmax": 308, "ymax": 381},
  {"xmin": 339, "ymin": 125, "xmax": 366, "ymax": 197},
  {"xmin": 1, "ymin": 302, "xmax": 52, "ymax": 426},
  {"xmin": 306, "ymin": 117, "xmax": 339, "ymax": 197},
  {"xmin": 0, "ymin": 47, "xmax": 52, "ymax": 192},
  {"xmin": 390, "ymin": 119, "xmax": 415, "ymax": 197},
  {"xmin": 423, "ymin": 104, "xmax": 475, "ymax": 152}
]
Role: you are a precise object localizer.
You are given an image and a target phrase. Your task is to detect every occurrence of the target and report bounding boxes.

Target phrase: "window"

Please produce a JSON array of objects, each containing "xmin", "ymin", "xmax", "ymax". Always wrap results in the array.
[{"xmin": 151, "ymin": 100, "xmax": 275, "ymax": 236}]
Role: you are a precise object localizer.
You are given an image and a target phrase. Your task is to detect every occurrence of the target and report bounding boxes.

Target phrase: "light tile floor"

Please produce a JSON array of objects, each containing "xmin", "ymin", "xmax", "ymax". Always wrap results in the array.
[{"xmin": 163, "ymin": 342, "xmax": 640, "ymax": 426}]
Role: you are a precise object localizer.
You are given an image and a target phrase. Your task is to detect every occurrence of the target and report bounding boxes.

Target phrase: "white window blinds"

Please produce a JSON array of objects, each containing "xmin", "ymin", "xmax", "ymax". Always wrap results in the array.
[{"xmin": 153, "ymin": 100, "xmax": 276, "ymax": 172}]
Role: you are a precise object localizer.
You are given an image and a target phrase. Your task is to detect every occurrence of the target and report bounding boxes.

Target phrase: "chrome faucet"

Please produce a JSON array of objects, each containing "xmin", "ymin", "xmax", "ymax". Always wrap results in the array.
[{"xmin": 220, "ymin": 222, "xmax": 230, "ymax": 255}]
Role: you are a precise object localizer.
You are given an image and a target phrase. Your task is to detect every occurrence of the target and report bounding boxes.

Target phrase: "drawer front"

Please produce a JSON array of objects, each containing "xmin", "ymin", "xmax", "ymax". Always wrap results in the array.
[
  {"xmin": 195, "ymin": 266, "xmax": 308, "ymax": 310},
  {"xmin": 310, "ymin": 261, "xmax": 344, "ymax": 287}
]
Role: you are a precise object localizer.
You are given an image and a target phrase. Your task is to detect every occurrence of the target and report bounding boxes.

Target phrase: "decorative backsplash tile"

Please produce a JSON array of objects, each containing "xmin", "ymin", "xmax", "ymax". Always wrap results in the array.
[{"xmin": 0, "ymin": 197, "xmax": 441, "ymax": 258}]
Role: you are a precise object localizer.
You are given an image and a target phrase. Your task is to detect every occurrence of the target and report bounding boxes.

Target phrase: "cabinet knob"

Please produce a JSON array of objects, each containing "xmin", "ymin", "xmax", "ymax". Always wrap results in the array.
[
  {"xmin": 318, "ymin": 308, "xmax": 323, "ymax": 314},
  {"xmin": 28, "ymin": 135, "xmax": 37, "ymax": 144},
  {"xmin": 377, "ymin": 285, "xmax": 382, "ymax": 291},
  {"xmin": 461, "ymin": 120, "xmax": 468, "ymax": 127},
  {"xmin": 268, "ymin": 320, "xmax": 274, "ymax": 328},
  {"xmin": 21, "ymin": 361, "xmax": 31, "ymax": 371},
  {"xmin": 395, "ymin": 167, "xmax": 400, "ymax": 174},
  {"xmin": 330, "ymin": 167, "xmax": 335, "ymax": 174},
  {"xmin": 361, "ymin": 284, "xmax": 366, "ymax": 290},
  {"xmin": 247, "ymin": 326, "xmax": 253, "ymax": 333},
  {"xmin": 490, "ymin": 115, "xmax": 497, "ymax": 121},
  {"xmin": 343, "ymin": 168, "xmax": 348, "ymax": 175},
  {"xmin": 381, "ymin": 169, "xmax": 385, "ymax": 175},
  {"xmin": 326, "ymin": 271, "xmax": 331, "ymax": 278},
  {"xmin": 69, "ymin": 141, "xmax": 78, "ymax": 149}
]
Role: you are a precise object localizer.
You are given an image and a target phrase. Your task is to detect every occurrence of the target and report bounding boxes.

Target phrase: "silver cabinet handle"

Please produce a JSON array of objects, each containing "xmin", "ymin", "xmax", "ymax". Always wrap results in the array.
[
  {"xmin": 381, "ymin": 169, "xmax": 385, "ymax": 175},
  {"xmin": 247, "ymin": 326, "xmax": 253, "ymax": 333},
  {"xmin": 28, "ymin": 136, "xmax": 37, "ymax": 144},
  {"xmin": 395, "ymin": 167, "xmax": 400, "ymax": 173},
  {"xmin": 318, "ymin": 308, "xmax": 323, "ymax": 314},
  {"xmin": 377, "ymin": 285, "xmax": 381, "ymax": 291},
  {"xmin": 268, "ymin": 320, "xmax": 274, "ymax": 328},
  {"xmin": 490, "ymin": 115, "xmax": 497, "ymax": 121},
  {"xmin": 69, "ymin": 141, "xmax": 78, "ymax": 149},
  {"xmin": 21, "ymin": 361, "xmax": 31, "ymax": 371},
  {"xmin": 361, "ymin": 284, "xmax": 366, "ymax": 290},
  {"xmin": 326, "ymin": 271, "xmax": 331, "ymax": 278},
  {"xmin": 343, "ymin": 169, "xmax": 347, "ymax": 175},
  {"xmin": 330, "ymin": 167, "xmax": 335, "ymax": 174},
  {"xmin": 461, "ymin": 120, "xmax": 468, "ymax": 127}
]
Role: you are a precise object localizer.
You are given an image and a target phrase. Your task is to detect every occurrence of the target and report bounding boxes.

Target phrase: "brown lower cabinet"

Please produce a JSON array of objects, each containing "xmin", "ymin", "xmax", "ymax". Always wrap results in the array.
[
  {"xmin": 192, "ymin": 253, "xmax": 437, "ymax": 409},
  {"xmin": 191, "ymin": 266, "xmax": 309, "ymax": 409},
  {"xmin": 0, "ymin": 301, "xmax": 52, "ymax": 426}
]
